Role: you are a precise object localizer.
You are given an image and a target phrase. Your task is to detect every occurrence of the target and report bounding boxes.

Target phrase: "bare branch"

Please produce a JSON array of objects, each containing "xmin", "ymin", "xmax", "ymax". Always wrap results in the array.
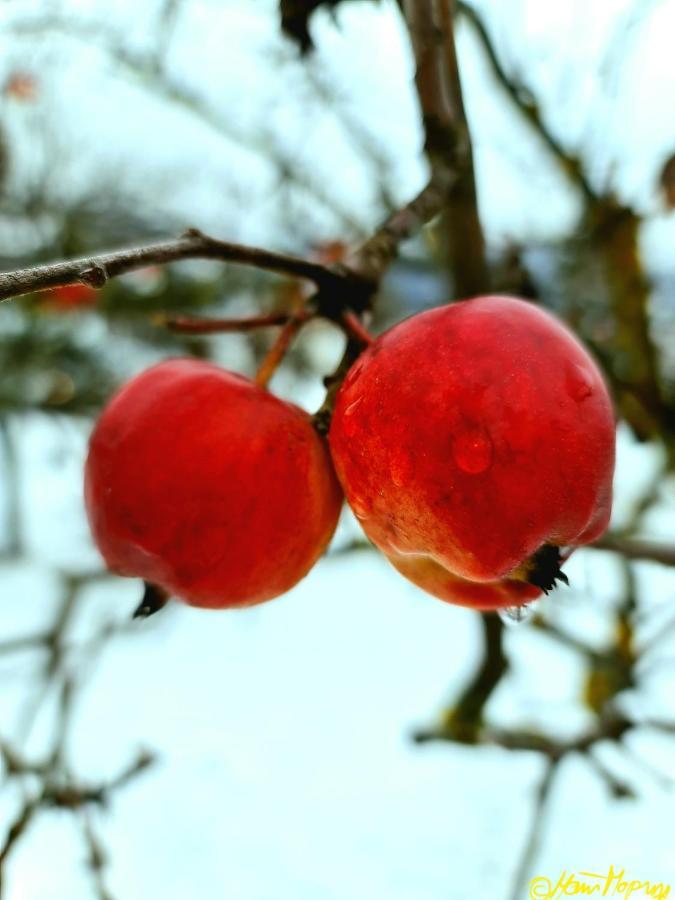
[
  {"xmin": 413, "ymin": 614, "xmax": 507, "ymax": 744},
  {"xmin": 163, "ymin": 311, "xmax": 300, "ymax": 334},
  {"xmin": 80, "ymin": 812, "xmax": 114, "ymax": 900},
  {"xmin": 0, "ymin": 632, "xmax": 52, "ymax": 656},
  {"xmin": 344, "ymin": 171, "xmax": 455, "ymax": 284},
  {"xmin": 0, "ymin": 796, "xmax": 42, "ymax": 894},
  {"xmin": 401, "ymin": 0, "xmax": 488, "ymax": 294},
  {"xmin": 0, "ymin": 229, "xmax": 346, "ymax": 304},
  {"xmin": 340, "ymin": 311, "xmax": 374, "ymax": 346},
  {"xmin": 508, "ymin": 760, "xmax": 559, "ymax": 900},
  {"xmin": 255, "ymin": 313, "xmax": 308, "ymax": 388},
  {"xmin": 8, "ymin": 15, "xmax": 365, "ymax": 234},
  {"xmin": 456, "ymin": 1, "xmax": 596, "ymax": 203},
  {"xmin": 591, "ymin": 534, "xmax": 675, "ymax": 568}
]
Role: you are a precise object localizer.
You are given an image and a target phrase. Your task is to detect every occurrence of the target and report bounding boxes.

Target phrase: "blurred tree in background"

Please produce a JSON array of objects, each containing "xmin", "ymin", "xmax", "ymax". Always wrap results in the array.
[{"xmin": 1, "ymin": 1, "xmax": 675, "ymax": 899}]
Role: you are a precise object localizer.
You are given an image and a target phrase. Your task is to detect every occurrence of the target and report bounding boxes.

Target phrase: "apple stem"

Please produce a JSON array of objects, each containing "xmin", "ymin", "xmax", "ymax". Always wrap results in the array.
[
  {"xmin": 254, "ymin": 313, "xmax": 308, "ymax": 389},
  {"xmin": 341, "ymin": 310, "xmax": 374, "ymax": 346}
]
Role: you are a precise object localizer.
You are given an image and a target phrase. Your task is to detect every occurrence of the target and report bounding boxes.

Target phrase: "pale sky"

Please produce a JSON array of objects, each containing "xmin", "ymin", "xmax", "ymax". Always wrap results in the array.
[{"xmin": 1, "ymin": 2, "xmax": 675, "ymax": 898}]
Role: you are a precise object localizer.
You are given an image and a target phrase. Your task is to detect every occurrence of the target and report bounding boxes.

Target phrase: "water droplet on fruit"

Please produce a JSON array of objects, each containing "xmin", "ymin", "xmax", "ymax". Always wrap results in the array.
[
  {"xmin": 350, "ymin": 498, "xmax": 369, "ymax": 520},
  {"xmin": 452, "ymin": 429, "xmax": 492, "ymax": 474},
  {"xmin": 345, "ymin": 356, "xmax": 365, "ymax": 383},
  {"xmin": 390, "ymin": 454, "xmax": 412, "ymax": 487},
  {"xmin": 498, "ymin": 600, "xmax": 539, "ymax": 626},
  {"xmin": 344, "ymin": 397, "xmax": 363, "ymax": 417},
  {"xmin": 565, "ymin": 363, "xmax": 593, "ymax": 402},
  {"xmin": 340, "ymin": 396, "xmax": 363, "ymax": 436}
]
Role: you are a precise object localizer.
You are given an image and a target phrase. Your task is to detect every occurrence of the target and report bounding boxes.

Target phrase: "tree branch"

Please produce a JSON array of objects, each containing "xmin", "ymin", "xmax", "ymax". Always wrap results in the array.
[
  {"xmin": 402, "ymin": 0, "xmax": 488, "ymax": 294},
  {"xmin": 0, "ymin": 229, "xmax": 347, "ymax": 303},
  {"xmin": 456, "ymin": 1, "xmax": 596, "ymax": 203},
  {"xmin": 412, "ymin": 614, "xmax": 507, "ymax": 744},
  {"xmin": 254, "ymin": 313, "xmax": 308, "ymax": 388},
  {"xmin": 591, "ymin": 534, "xmax": 675, "ymax": 568},
  {"xmin": 163, "ymin": 311, "xmax": 299, "ymax": 334},
  {"xmin": 343, "ymin": 169, "xmax": 456, "ymax": 284},
  {"xmin": 7, "ymin": 15, "xmax": 365, "ymax": 234},
  {"xmin": 508, "ymin": 760, "xmax": 559, "ymax": 900}
]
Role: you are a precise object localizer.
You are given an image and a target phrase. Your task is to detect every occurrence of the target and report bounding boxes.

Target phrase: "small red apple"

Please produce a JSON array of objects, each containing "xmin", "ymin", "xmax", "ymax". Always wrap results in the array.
[
  {"xmin": 41, "ymin": 283, "xmax": 98, "ymax": 311},
  {"xmin": 329, "ymin": 296, "xmax": 615, "ymax": 610},
  {"xmin": 4, "ymin": 71, "xmax": 38, "ymax": 102},
  {"xmin": 85, "ymin": 359, "xmax": 343, "ymax": 608}
]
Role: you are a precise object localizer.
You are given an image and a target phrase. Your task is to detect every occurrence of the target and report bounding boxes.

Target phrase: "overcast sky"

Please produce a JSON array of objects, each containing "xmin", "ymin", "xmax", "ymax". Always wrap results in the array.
[{"xmin": 1, "ymin": 2, "xmax": 675, "ymax": 898}]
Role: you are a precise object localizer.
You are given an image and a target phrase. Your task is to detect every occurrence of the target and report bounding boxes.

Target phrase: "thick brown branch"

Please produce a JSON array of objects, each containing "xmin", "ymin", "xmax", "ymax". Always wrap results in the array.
[
  {"xmin": 414, "ymin": 711, "xmax": 632, "ymax": 756},
  {"xmin": 591, "ymin": 534, "xmax": 675, "ymax": 568},
  {"xmin": 0, "ymin": 229, "xmax": 346, "ymax": 303},
  {"xmin": 402, "ymin": 0, "xmax": 488, "ymax": 294},
  {"xmin": 412, "ymin": 614, "xmax": 506, "ymax": 744}
]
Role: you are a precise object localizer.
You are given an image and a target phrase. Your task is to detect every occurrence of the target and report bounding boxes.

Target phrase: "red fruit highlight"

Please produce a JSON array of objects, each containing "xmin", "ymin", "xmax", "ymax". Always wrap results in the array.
[
  {"xmin": 329, "ymin": 296, "xmax": 615, "ymax": 610},
  {"xmin": 85, "ymin": 359, "xmax": 342, "ymax": 608},
  {"xmin": 4, "ymin": 72, "xmax": 38, "ymax": 102},
  {"xmin": 41, "ymin": 284, "xmax": 98, "ymax": 311}
]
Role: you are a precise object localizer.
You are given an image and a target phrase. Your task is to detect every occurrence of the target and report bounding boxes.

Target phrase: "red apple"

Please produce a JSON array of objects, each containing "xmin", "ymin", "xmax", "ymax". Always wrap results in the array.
[
  {"xmin": 4, "ymin": 71, "xmax": 38, "ymax": 102},
  {"xmin": 329, "ymin": 296, "xmax": 615, "ymax": 610},
  {"xmin": 41, "ymin": 283, "xmax": 98, "ymax": 311},
  {"xmin": 85, "ymin": 359, "xmax": 343, "ymax": 608}
]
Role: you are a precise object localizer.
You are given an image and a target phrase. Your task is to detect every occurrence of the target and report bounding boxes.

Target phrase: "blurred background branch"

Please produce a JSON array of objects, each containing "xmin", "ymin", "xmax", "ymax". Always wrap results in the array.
[{"xmin": 0, "ymin": 0, "xmax": 675, "ymax": 897}]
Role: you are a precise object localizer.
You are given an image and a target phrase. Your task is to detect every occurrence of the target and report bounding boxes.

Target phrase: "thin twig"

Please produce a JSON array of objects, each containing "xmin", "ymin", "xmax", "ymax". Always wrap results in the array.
[
  {"xmin": 0, "ymin": 419, "xmax": 21, "ymax": 558},
  {"xmin": 163, "ymin": 311, "xmax": 297, "ymax": 334},
  {"xmin": 508, "ymin": 759, "xmax": 559, "ymax": 900},
  {"xmin": 456, "ymin": 1, "xmax": 596, "ymax": 203},
  {"xmin": 0, "ymin": 632, "xmax": 52, "ymax": 656},
  {"xmin": 0, "ymin": 229, "xmax": 346, "ymax": 303},
  {"xmin": 0, "ymin": 571, "xmax": 157, "ymax": 898},
  {"xmin": 7, "ymin": 15, "xmax": 365, "ymax": 233},
  {"xmin": 0, "ymin": 795, "xmax": 42, "ymax": 894},
  {"xmin": 255, "ymin": 313, "xmax": 309, "ymax": 388},
  {"xmin": 591, "ymin": 534, "xmax": 675, "ymax": 568},
  {"xmin": 311, "ymin": 174, "xmax": 457, "ymax": 430},
  {"xmin": 344, "ymin": 171, "xmax": 455, "ymax": 286},
  {"xmin": 80, "ymin": 811, "xmax": 114, "ymax": 900},
  {"xmin": 340, "ymin": 311, "xmax": 374, "ymax": 346}
]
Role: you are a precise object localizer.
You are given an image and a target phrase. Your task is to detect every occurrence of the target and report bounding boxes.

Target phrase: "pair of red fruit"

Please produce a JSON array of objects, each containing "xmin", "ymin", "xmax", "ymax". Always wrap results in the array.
[{"xmin": 85, "ymin": 296, "xmax": 616, "ymax": 613}]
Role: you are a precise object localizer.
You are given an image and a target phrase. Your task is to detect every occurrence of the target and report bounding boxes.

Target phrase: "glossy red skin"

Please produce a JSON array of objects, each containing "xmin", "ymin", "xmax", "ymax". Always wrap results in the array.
[
  {"xmin": 42, "ymin": 284, "xmax": 98, "ymax": 311},
  {"xmin": 329, "ymin": 296, "xmax": 615, "ymax": 610},
  {"xmin": 85, "ymin": 359, "xmax": 343, "ymax": 608}
]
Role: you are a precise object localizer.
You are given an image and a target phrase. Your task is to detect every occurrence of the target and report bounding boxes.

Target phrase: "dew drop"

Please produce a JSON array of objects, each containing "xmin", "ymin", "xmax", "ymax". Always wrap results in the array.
[
  {"xmin": 340, "ymin": 396, "xmax": 364, "ymax": 436},
  {"xmin": 452, "ymin": 429, "xmax": 493, "ymax": 474},
  {"xmin": 346, "ymin": 358, "xmax": 365, "ymax": 384},
  {"xmin": 498, "ymin": 600, "xmax": 539, "ymax": 626},
  {"xmin": 565, "ymin": 363, "xmax": 594, "ymax": 402},
  {"xmin": 390, "ymin": 454, "xmax": 412, "ymax": 487},
  {"xmin": 344, "ymin": 396, "xmax": 363, "ymax": 417},
  {"xmin": 349, "ymin": 498, "xmax": 370, "ymax": 521}
]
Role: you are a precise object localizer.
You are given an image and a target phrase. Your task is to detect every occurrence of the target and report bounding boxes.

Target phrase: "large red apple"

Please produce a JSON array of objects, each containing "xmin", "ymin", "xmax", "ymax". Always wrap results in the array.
[
  {"xmin": 329, "ymin": 296, "xmax": 615, "ymax": 610},
  {"xmin": 85, "ymin": 359, "xmax": 343, "ymax": 608}
]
